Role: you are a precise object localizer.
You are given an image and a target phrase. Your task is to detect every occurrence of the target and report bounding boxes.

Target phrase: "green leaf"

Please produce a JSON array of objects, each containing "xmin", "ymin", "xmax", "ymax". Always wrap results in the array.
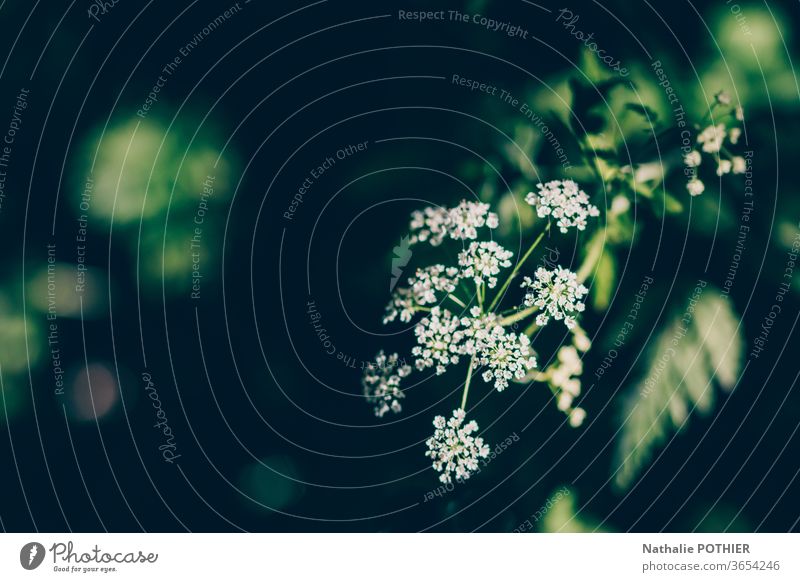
[
  {"xmin": 612, "ymin": 286, "xmax": 743, "ymax": 490},
  {"xmin": 540, "ymin": 486, "xmax": 610, "ymax": 532},
  {"xmin": 664, "ymin": 192, "xmax": 684, "ymax": 214},
  {"xmin": 624, "ymin": 102, "xmax": 659, "ymax": 122},
  {"xmin": 592, "ymin": 251, "xmax": 617, "ymax": 310}
]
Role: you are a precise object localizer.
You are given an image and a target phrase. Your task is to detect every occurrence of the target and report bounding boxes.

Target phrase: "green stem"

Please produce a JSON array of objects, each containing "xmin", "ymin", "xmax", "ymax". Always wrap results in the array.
[
  {"xmin": 488, "ymin": 222, "xmax": 551, "ymax": 312},
  {"xmin": 498, "ymin": 304, "xmax": 538, "ymax": 326},
  {"xmin": 448, "ymin": 294, "xmax": 466, "ymax": 308},
  {"xmin": 576, "ymin": 228, "xmax": 605, "ymax": 283},
  {"xmin": 523, "ymin": 319, "xmax": 540, "ymax": 336},
  {"xmin": 461, "ymin": 356, "xmax": 475, "ymax": 410}
]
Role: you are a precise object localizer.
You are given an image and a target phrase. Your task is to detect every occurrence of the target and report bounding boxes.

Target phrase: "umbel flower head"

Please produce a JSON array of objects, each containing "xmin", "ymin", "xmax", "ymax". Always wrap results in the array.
[
  {"xmin": 409, "ymin": 200, "xmax": 498, "ymax": 246},
  {"xmin": 525, "ymin": 180, "xmax": 600, "ymax": 233},
  {"xmin": 459, "ymin": 309, "xmax": 538, "ymax": 391},
  {"xmin": 683, "ymin": 96, "xmax": 747, "ymax": 196},
  {"xmin": 458, "ymin": 241, "xmax": 513, "ymax": 289},
  {"xmin": 425, "ymin": 408, "xmax": 490, "ymax": 484},
  {"xmin": 411, "ymin": 307, "xmax": 463, "ymax": 375},
  {"xmin": 522, "ymin": 266, "xmax": 588, "ymax": 329},
  {"xmin": 383, "ymin": 265, "xmax": 460, "ymax": 324},
  {"xmin": 362, "ymin": 351, "xmax": 412, "ymax": 417}
]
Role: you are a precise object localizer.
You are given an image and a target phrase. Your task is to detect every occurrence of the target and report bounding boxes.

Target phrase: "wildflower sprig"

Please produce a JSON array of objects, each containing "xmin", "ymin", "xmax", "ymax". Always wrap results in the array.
[
  {"xmin": 684, "ymin": 91, "xmax": 747, "ymax": 196},
  {"xmin": 362, "ymin": 192, "xmax": 599, "ymax": 483}
]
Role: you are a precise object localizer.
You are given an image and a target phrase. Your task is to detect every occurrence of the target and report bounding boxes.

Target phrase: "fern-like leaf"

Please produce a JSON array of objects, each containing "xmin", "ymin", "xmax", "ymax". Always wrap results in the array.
[{"xmin": 612, "ymin": 287, "xmax": 743, "ymax": 490}]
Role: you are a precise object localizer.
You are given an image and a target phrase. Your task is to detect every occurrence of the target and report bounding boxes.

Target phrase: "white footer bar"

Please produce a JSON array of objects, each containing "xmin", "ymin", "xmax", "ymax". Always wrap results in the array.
[{"xmin": 1, "ymin": 533, "xmax": 797, "ymax": 580}]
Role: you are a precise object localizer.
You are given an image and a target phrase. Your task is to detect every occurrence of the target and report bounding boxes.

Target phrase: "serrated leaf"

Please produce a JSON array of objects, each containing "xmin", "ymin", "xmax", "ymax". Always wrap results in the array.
[
  {"xmin": 612, "ymin": 286, "xmax": 743, "ymax": 490},
  {"xmin": 693, "ymin": 294, "xmax": 742, "ymax": 390}
]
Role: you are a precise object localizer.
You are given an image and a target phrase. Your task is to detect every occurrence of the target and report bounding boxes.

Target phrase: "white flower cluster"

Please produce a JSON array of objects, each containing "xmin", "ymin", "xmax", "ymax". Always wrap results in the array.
[
  {"xmin": 550, "ymin": 346, "xmax": 586, "ymax": 426},
  {"xmin": 409, "ymin": 200, "xmax": 499, "ymax": 246},
  {"xmin": 522, "ymin": 267, "xmax": 588, "ymax": 329},
  {"xmin": 458, "ymin": 241, "xmax": 513, "ymax": 289},
  {"xmin": 525, "ymin": 180, "xmax": 600, "ymax": 233},
  {"xmin": 362, "ymin": 351, "xmax": 412, "ymax": 417},
  {"xmin": 684, "ymin": 94, "xmax": 747, "ymax": 196},
  {"xmin": 458, "ymin": 309, "xmax": 538, "ymax": 391},
  {"xmin": 477, "ymin": 326, "xmax": 538, "ymax": 391},
  {"xmin": 425, "ymin": 408, "xmax": 490, "ymax": 484},
  {"xmin": 411, "ymin": 306, "xmax": 538, "ymax": 390},
  {"xmin": 410, "ymin": 265, "xmax": 460, "ymax": 305},
  {"xmin": 412, "ymin": 307, "xmax": 463, "ymax": 375},
  {"xmin": 383, "ymin": 265, "xmax": 460, "ymax": 324}
]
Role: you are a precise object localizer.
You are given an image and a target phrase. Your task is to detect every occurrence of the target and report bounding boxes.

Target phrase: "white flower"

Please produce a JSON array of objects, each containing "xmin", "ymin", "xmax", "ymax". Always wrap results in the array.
[
  {"xmin": 687, "ymin": 178, "xmax": 705, "ymax": 196},
  {"xmin": 610, "ymin": 195, "xmax": 630, "ymax": 216},
  {"xmin": 684, "ymin": 150, "xmax": 702, "ymax": 168},
  {"xmin": 383, "ymin": 265, "xmax": 461, "ymax": 323},
  {"xmin": 729, "ymin": 127, "xmax": 741, "ymax": 145},
  {"xmin": 716, "ymin": 159, "xmax": 732, "ymax": 176},
  {"xmin": 525, "ymin": 180, "xmax": 600, "ymax": 233},
  {"xmin": 409, "ymin": 200, "xmax": 498, "ymax": 246},
  {"xmin": 455, "ymin": 308, "xmax": 537, "ymax": 391},
  {"xmin": 410, "ymin": 265, "xmax": 460, "ymax": 305},
  {"xmin": 425, "ymin": 408, "xmax": 490, "ymax": 484},
  {"xmin": 447, "ymin": 200, "xmax": 499, "ymax": 241},
  {"xmin": 362, "ymin": 351, "xmax": 411, "ymax": 417},
  {"xmin": 732, "ymin": 156, "xmax": 747, "ymax": 174},
  {"xmin": 715, "ymin": 90, "xmax": 731, "ymax": 106},
  {"xmin": 569, "ymin": 407, "xmax": 586, "ymax": 427},
  {"xmin": 383, "ymin": 286, "xmax": 416, "ymax": 324},
  {"xmin": 522, "ymin": 267, "xmax": 588, "ymax": 329},
  {"xmin": 735, "ymin": 105, "xmax": 744, "ymax": 121},
  {"xmin": 409, "ymin": 206, "xmax": 449, "ymax": 246},
  {"xmin": 557, "ymin": 391, "xmax": 573, "ymax": 411},
  {"xmin": 411, "ymin": 307, "xmax": 463, "ymax": 374},
  {"xmin": 458, "ymin": 241, "xmax": 513, "ymax": 289},
  {"xmin": 697, "ymin": 124, "xmax": 726, "ymax": 154},
  {"xmin": 476, "ymin": 325, "xmax": 537, "ymax": 391},
  {"xmin": 550, "ymin": 346, "xmax": 583, "ymax": 396},
  {"xmin": 558, "ymin": 345, "xmax": 583, "ymax": 375},
  {"xmin": 573, "ymin": 329, "xmax": 592, "ymax": 352}
]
